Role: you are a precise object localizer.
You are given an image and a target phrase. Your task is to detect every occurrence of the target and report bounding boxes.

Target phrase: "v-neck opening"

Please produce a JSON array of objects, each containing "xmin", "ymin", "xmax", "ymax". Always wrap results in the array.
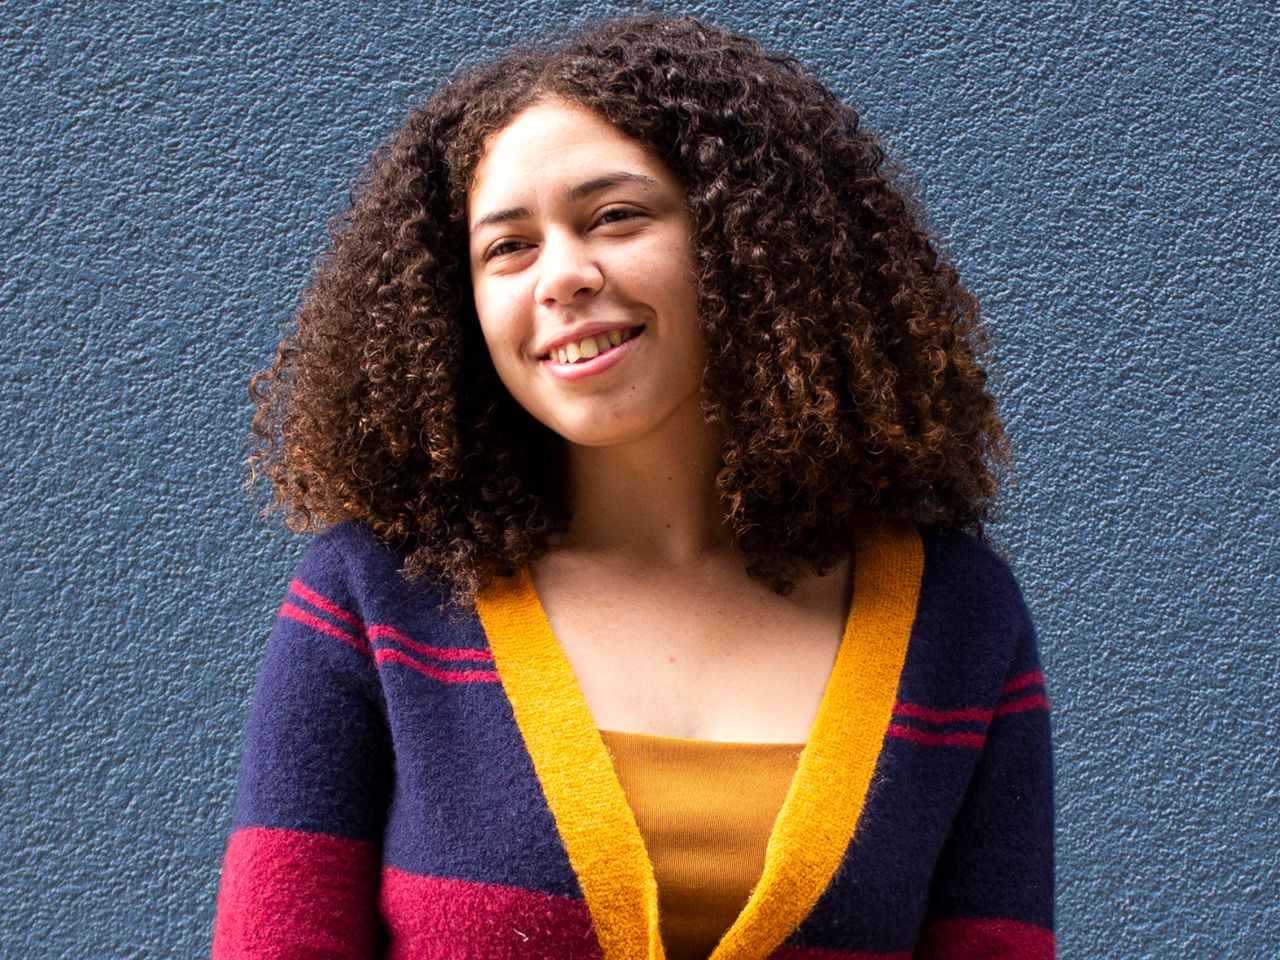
[{"xmin": 474, "ymin": 518, "xmax": 924, "ymax": 960}]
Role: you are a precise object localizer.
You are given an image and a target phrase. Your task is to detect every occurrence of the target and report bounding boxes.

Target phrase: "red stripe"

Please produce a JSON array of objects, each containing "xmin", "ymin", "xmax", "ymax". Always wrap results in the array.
[
  {"xmin": 212, "ymin": 826, "xmax": 380, "ymax": 959},
  {"xmin": 887, "ymin": 724, "xmax": 986, "ymax": 749},
  {"xmin": 995, "ymin": 694, "xmax": 1051, "ymax": 716},
  {"xmin": 280, "ymin": 603, "xmax": 371, "ymax": 656},
  {"xmin": 379, "ymin": 868, "xmax": 601, "ymax": 959},
  {"xmin": 893, "ymin": 702, "xmax": 994, "ymax": 725},
  {"xmin": 1000, "ymin": 670, "xmax": 1044, "ymax": 695},
  {"xmin": 374, "ymin": 647, "xmax": 501, "ymax": 684},
  {"xmin": 289, "ymin": 578, "xmax": 363, "ymax": 631},
  {"xmin": 367, "ymin": 623, "xmax": 495, "ymax": 662},
  {"xmin": 915, "ymin": 917, "xmax": 1055, "ymax": 960}
]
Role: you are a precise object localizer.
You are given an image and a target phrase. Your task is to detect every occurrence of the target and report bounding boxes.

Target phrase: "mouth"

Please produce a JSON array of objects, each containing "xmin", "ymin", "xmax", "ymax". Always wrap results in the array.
[{"xmin": 538, "ymin": 326, "xmax": 643, "ymax": 364}]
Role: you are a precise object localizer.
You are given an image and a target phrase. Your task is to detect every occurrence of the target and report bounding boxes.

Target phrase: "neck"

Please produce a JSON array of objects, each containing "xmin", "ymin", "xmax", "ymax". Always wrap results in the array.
[{"xmin": 555, "ymin": 402, "xmax": 730, "ymax": 565}]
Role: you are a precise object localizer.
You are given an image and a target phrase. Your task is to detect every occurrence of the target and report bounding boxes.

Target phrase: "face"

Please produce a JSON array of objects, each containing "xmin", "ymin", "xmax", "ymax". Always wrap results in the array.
[{"xmin": 467, "ymin": 99, "xmax": 704, "ymax": 449}]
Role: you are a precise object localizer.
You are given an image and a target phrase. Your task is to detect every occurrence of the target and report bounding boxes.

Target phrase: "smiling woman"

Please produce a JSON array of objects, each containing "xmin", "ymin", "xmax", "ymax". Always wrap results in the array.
[
  {"xmin": 468, "ymin": 100, "xmax": 704, "ymax": 449},
  {"xmin": 214, "ymin": 14, "xmax": 1054, "ymax": 960}
]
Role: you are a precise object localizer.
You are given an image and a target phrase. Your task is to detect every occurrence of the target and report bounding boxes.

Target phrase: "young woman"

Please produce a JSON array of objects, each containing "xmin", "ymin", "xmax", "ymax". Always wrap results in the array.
[{"xmin": 212, "ymin": 15, "xmax": 1054, "ymax": 960}]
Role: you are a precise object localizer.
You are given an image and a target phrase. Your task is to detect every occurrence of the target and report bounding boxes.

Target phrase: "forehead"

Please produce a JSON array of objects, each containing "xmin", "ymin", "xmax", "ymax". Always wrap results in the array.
[{"xmin": 467, "ymin": 100, "xmax": 674, "ymax": 216}]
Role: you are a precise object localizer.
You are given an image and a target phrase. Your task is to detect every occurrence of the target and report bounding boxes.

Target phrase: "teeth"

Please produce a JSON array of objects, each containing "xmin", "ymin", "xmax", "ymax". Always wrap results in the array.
[{"xmin": 549, "ymin": 328, "xmax": 637, "ymax": 363}]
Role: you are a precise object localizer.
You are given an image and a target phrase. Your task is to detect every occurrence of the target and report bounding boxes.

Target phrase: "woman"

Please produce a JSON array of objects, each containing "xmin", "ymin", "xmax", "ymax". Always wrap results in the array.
[{"xmin": 212, "ymin": 14, "xmax": 1054, "ymax": 960}]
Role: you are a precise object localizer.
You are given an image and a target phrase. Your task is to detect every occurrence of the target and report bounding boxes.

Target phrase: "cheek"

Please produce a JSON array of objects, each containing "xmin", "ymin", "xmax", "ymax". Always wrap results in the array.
[{"xmin": 473, "ymin": 289, "xmax": 523, "ymax": 362}]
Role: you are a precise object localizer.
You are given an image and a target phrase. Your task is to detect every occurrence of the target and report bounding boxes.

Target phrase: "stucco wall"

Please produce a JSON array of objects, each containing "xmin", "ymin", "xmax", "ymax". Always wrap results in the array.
[{"xmin": 1, "ymin": 1, "xmax": 1275, "ymax": 957}]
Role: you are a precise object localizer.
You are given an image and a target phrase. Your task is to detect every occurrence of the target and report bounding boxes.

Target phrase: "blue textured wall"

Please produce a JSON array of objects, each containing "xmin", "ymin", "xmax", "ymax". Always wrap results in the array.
[{"xmin": 2, "ymin": 1, "xmax": 1275, "ymax": 956}]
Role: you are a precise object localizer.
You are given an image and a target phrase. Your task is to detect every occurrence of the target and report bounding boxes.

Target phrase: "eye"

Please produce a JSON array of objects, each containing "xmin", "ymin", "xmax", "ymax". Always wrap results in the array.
[
  {"xmin": 594, "ymin": 206, "xmax": 643, "ymax": 227},
  {"xmin": 482, "ymin": 239, "xmax": 529, "ymax": 262}
]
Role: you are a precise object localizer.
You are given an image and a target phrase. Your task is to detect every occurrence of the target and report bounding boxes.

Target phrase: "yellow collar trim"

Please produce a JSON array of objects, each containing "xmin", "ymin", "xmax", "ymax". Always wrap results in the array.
[
  {"xmin": 712, "ymin": 519, "xmax": 923, "ymax": 959},
  {"xmin": 474, "ymin": 519, "xmax": 923, "ymax": 960},
  {"xmin": 475, "ymin": 568, "xmax": 661, "ymax": 960}
]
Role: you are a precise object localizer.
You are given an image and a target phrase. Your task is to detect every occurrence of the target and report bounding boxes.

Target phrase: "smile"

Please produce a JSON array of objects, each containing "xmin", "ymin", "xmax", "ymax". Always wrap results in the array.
[{"xmin": 539, "ymin": 326, "xmax": 642, "ymax": 364}]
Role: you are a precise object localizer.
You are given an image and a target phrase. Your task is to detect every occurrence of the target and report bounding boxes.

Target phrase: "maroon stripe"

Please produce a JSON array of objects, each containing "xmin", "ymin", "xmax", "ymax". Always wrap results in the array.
[
  {"xmin": 289, "ymin": 578, "xmax": 363, "ymax": 631},
  {"xmin": 995, "ymin": 694, "xmax": 1051, "ymax": 716},
  {"xmin": 367, "ymin": 623, "xmax": 495, "ymax": 662},
  {"xmin": 914, "ymin": 917, "xmax": 1054, "ymax": 960},
  {"xmin": 887, "ymin": 724, "xmax": 986, "ymax": 749},
  {"xmin": 279, "ymin": 603, "xmax": 371, "ymax": 657},
  {"xmin": 893, "ymin": 702, "xmax": 993, "ymax": 725},
  {"xmin": 213, "ymin": 827, "xmax": 380, "ymax": 959},
  {"xmin": 1000, "ymin": 670, "xmax": 1044, "ymax": 696},
  {"xmin": 374, "ymin": 648, "xmax": 501, "ymax": 684},
  {"xmin": 379, "ymin": 868, "xmax": 601, "ymax": 959}
]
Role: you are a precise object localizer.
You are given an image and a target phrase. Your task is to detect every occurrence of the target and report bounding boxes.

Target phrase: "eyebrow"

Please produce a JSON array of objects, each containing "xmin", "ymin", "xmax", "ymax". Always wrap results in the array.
[{"xmin": 469, "ymin": 171, "xmax": 659, "ymax": 235}]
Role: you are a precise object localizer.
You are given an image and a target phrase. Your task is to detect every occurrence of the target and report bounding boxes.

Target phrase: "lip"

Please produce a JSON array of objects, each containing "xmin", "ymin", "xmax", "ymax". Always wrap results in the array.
[
  {"xmin": 541, "ymin": 328, "xmax": 642, "ymax": 382},
  {"xmin": 535, "ymin": 323, "xmax": 645, "ymax": 358}
]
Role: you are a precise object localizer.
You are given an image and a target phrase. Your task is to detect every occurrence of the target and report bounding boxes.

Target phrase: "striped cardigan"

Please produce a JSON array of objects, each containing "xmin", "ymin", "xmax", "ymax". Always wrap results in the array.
[{"xmin": 212, "ymin": 518, "xmax": 1054, "ymax": 959}]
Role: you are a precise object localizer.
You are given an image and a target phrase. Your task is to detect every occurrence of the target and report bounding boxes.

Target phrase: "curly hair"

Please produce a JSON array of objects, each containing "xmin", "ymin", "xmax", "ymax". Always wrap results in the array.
[{"xmin": 247, "ymin": 14, "xmax": 1010, "ymax": 605}]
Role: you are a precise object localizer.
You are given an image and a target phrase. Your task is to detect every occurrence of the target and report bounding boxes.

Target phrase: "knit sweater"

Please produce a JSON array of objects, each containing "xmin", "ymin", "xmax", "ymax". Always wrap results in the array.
[{"xmin": 211, "ymin": 518, "xmax": 1054, "ymax": 960}]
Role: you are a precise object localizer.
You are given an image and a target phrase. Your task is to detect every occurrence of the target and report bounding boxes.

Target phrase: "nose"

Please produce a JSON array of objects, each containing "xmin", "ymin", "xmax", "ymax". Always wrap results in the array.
[{"xmin": 533, "ymin": 229, "xmax": 603, "ymax": 307}]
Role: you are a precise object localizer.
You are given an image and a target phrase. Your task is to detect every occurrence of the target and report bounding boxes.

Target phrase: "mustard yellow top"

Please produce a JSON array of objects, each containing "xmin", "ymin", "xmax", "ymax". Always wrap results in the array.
[{"xmin": 598, "ymin": 729, "xmax": 806, "ymax": 960}]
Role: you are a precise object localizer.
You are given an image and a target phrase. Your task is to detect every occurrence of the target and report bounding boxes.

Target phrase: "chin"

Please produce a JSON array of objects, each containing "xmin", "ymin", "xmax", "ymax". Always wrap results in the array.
[
  {"xmin": 555, "ymin": 426, "xmax": 644, "ymax": 449},
  {"xmin": 543, "ymin": 413, "xmax": 654, "ymax": 449}
]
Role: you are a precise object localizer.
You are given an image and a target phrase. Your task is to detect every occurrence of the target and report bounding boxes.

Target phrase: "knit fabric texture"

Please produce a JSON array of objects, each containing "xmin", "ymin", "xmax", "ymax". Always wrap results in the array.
[
  {"xmin": 211, "ymin": 519, "xmax": 1054, "ymax": 959},
  {"xmin": 597, "ymin": 730, "xmax": 804, "ymax": 960}
]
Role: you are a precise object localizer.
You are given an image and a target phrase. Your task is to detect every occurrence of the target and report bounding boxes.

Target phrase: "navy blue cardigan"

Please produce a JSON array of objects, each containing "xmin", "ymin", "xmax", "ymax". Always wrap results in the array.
[{"xmin": 213, "ymin": 518, "xmax": 1054, "ymax": 959}]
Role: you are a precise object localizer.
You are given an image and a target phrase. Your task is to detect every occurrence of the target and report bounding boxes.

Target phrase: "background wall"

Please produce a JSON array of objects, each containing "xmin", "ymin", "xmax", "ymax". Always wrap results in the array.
[{"xmin": 2, "ymin": 1, "xmax": 1275, "ymax": 956}]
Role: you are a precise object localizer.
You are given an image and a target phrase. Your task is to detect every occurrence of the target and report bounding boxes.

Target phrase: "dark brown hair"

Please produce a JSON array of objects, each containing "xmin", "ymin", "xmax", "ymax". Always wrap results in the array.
[{"xmin": 248, "ymin": 14, "xmax": 1010, "ymax": 605}]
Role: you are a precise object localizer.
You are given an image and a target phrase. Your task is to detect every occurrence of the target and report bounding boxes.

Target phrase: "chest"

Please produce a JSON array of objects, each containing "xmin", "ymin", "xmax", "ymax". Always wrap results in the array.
[{"xmin": 529, "ymin": 556, "xmax": 852, "ymax": 742}]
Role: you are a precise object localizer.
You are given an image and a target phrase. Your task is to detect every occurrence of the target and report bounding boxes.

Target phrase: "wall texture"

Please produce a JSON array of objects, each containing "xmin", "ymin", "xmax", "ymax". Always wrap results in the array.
[{"xmin": 1, "ymin": 1, "xmax": 1275, "ymax": 957}]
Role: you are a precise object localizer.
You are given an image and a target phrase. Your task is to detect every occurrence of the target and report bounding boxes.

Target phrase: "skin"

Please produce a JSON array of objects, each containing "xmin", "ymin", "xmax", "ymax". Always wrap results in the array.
[
  {"xmin": 468, "ymin": 100, "xmax": 852, "ymax": 743},
  {"xmin": 468, "ymin": 98, "xmax": 706, "ymax": 454}
]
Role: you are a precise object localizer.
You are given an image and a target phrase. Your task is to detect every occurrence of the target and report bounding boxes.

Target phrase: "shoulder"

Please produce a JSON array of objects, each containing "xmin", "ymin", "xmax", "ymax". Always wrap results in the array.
[
  {"xmin": 915, "ymin": 524, "xmax": 1028, "ymax": 618},
  {"xmin": 268, "ymin": 522, "xmax": 477, "ymax": 688},
  {"xmin": 302, "ymin": 520, "xmax": 399, "ymax": 571},
  {"xmin": 295, "ymin": 521, "xmax": 431, "ymax": 598},
  {"xmin": 294, "ymin": 521, "xmax": 471, "ymax": 635},
  {"xmin": 908, "ymin": 523, "xmax": 1035, "ymax": 679},
  {"xmin": 285, "ymin": 522, "xmax": 389, "ymax": 611}
]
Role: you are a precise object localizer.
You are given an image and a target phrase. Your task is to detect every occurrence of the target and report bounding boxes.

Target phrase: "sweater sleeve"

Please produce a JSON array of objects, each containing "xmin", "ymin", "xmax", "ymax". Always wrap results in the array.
[
  {"xmin": 914, "ymin": 594, "xmax": 1056, "ymax": 960},
  {"xmin": 211, "ymin": 529, "xmax": 392, "ymax": 960}
]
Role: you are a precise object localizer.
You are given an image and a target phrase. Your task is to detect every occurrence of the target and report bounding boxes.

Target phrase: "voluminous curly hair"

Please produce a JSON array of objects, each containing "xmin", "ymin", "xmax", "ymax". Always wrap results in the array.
[{"xmin": 248, "ymin": 14, "xmax": 1010, "ymax": 606}]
